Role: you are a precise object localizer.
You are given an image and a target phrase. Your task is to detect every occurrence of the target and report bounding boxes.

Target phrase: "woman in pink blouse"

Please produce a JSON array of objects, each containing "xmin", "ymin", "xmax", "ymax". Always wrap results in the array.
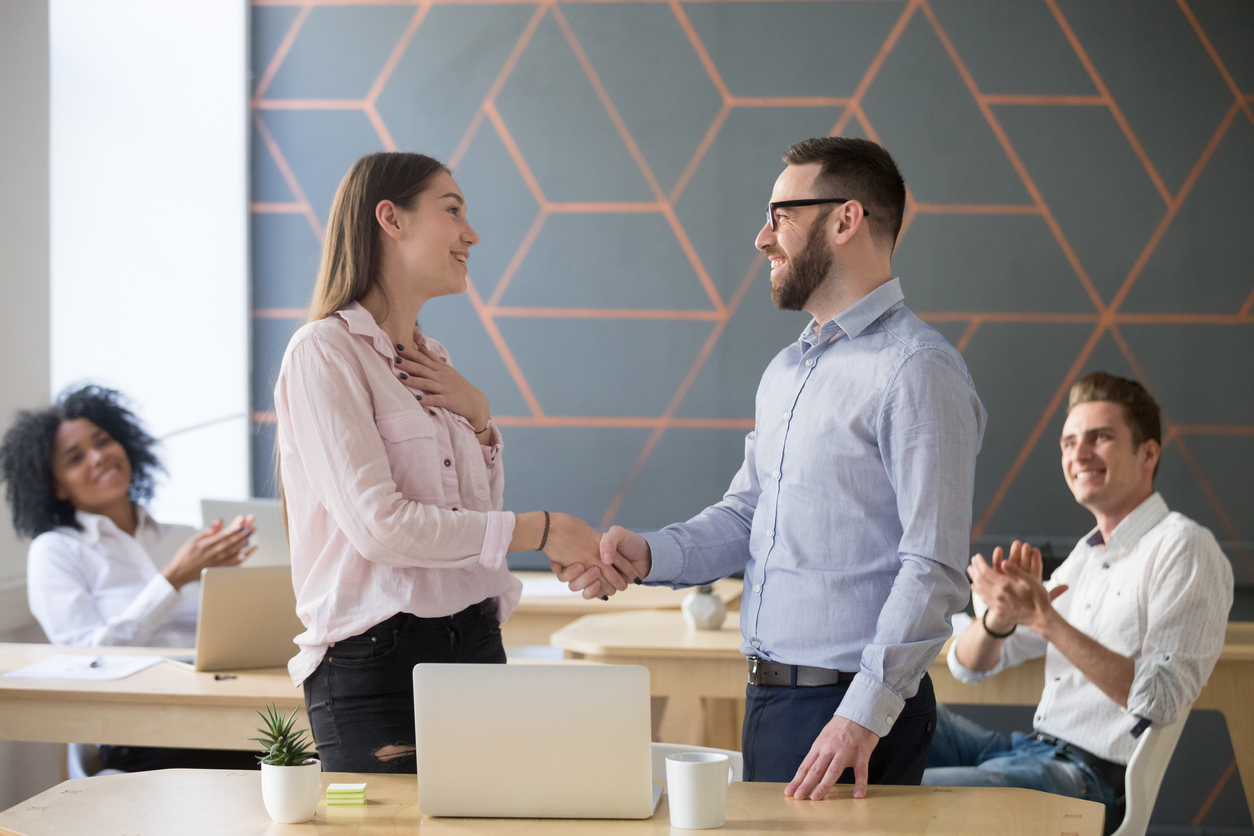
[{"xmin": 274, "ymin": 152, "xmax": 627, "ymax": 773}]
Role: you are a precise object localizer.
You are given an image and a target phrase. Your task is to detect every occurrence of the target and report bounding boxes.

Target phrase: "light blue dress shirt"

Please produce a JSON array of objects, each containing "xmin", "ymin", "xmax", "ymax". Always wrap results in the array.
[{"xmin": 643, "ymin": 279, "xmax": 986, "ymax": 736}]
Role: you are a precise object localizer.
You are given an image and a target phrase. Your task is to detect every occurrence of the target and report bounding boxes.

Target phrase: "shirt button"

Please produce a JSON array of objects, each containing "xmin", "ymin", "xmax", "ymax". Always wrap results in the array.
[
  {"xmin": 1102, "ymin": 562, "xmax": 1110, "ymax": 569},
  {"xmin": 751, "ymin": 640, "xmax": 760, "ymax": 649},
  {"xmin": 753, "ymin": 584, "xmax": 762, "ymax": 593},
  {"xmin": 771, "ymin": 469, "xmax": 781, "ymax": 479},
  {"xmin": 766, "ymin": 529, "xmax": 775, "ymax": 538},
  {"xmin": 886, "ymin": 716, "xmax": 893, "ymax": 725},
  {"xmin": 443, "ymin": 459, "xmax": 452, "ymax": 467},
  {"xmin": 805, "ymin": 358, "xmax": 815, "ymax": 367},
  {"xmin": 782, "ymin": 411, "xmax": 791, "ymax": 421}
]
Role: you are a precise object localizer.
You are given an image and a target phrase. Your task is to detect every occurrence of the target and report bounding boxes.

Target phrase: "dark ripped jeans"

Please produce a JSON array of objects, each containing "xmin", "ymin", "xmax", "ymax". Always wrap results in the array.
[{"xmin": 303, "ymin": 600, "xmax": 506, "ymax": 772}]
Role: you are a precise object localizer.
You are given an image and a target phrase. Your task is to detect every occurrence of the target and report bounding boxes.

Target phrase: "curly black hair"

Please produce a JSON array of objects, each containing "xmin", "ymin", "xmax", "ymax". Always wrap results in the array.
[{"xmin": 0, "ymin": 385, "xmax": 164, "ymax": 538}]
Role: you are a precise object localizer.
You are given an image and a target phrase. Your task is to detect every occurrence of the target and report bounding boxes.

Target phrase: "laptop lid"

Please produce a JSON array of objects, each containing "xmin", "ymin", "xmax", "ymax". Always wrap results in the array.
[
  {"xmin": 413, "ymin": 664, "xmax": 655, "ymax": 819},
  {"xmin": 200, "ymin": 498, "xmax": 289, "ymax": 567},
  {"xmin": 192, "ymin": 565, "xmax": 303, "ymax": 672}
]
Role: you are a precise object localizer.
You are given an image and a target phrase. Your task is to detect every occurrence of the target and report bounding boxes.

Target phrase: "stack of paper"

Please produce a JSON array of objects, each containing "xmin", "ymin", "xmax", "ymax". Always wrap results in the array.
[{"xmin": 326, "ymin": 782, "xmax": 366, "ymax": 807}]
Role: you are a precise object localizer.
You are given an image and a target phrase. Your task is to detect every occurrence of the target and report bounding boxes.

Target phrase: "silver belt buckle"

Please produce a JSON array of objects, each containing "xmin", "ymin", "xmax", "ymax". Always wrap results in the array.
[{"xmin": 748, "ymin": 656, "xmax": 761, "ymax": 685}]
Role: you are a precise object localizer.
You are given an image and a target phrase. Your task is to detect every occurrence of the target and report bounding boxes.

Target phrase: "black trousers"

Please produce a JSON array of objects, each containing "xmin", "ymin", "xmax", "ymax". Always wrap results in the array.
[
  {"xmin": 743, "ymin": 672, "xmax": 937, "ymax": 784},
  {"xmin": 303, "ymin": 601, "xmax": 507, "ymax": 773}
]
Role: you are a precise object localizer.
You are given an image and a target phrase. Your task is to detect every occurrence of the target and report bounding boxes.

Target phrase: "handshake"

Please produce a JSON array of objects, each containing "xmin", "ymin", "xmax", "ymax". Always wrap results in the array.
[{"xmin": 538, "ymin": 513, "xmax": 655, "ymax": 600}]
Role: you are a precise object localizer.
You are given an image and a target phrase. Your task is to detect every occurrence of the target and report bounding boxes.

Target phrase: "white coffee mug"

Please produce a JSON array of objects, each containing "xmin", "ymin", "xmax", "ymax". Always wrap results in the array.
[{"xmin": 665, "ymin": 752, "xmax": 733, "ymax": 829}]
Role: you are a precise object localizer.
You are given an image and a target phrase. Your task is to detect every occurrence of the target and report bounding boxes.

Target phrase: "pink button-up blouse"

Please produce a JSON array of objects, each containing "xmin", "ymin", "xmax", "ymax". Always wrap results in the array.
[{"xmin": 274, "ymin": 302, "xmax": 519, "ymax": 685}]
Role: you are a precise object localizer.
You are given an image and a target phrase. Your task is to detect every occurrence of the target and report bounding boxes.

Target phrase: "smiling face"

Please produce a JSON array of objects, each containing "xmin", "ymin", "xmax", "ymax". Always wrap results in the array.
[
  {"xmin": 755, "ymin": 163, "xmax": 836, "ymax": 311},
  {"xmin": 389, "ymin": 170, "xmax": 480, "ymax": 300},
  {"xmin": 51, "ymin": 418, "xmax": 133, "ymax": 514},
  {"xmin": 1060, "ymin": 400, "xmax": 1158, "ymax": 518}
]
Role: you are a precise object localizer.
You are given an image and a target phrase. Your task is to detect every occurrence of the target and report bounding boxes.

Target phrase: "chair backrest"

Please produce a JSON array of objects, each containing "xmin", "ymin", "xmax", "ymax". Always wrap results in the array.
[
  {"xmin": 1110, "ymin": 709, "xmax": 1190, "ymax": 836},
  {"xmin": 651, "ymin": 742, "xmax": 743, "ymax": 782}
]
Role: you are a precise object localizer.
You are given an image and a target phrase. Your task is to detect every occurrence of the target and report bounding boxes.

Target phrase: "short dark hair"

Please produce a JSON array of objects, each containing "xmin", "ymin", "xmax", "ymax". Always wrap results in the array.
[
  {"xmin": 0, "ymin": 386, "xmax": 163, "ymax": 538},
  {"xmin": 1068, "ymin": 371, "xmax": 1162, "ymax": 478},
  {"xmin": 782, "ymin": 137, "xmax": 907, "ymax": 251}
]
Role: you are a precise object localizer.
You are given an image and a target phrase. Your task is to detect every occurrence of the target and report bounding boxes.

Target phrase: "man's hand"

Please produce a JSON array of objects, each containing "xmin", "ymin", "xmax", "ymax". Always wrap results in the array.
[
  {"xmin": 785, "ymin": 715, "xmax": 880, "ymax": 800},
  {"xmin": 163, "ymin": 515, "xmax": 256, "ymax": 590},
  {"xmin": 541, "ymin": 513, "xmax": 629, "ymax": 598},
  {"xmin": 970, "ymin": 540, "xmax": 1068, "ymax": 633},
  {"xmin": 550, "ymin": 525, "xmax": 653, "ymax": 600}
]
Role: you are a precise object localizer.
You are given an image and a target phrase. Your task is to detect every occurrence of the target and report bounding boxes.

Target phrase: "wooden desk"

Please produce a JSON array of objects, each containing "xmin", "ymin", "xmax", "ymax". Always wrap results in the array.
[
  {"xmin": 0, "ymin": 769, "xmax": 1104, "ymax": 835},
  {"xmin": 0, "ymin": 643, "xmax": 303, "ymax": 751},
  {"xmin": 553, "ymin": 612, "xmax": 1254, "ymax": 816},
  {"xmin": 503, "ymin": 572, "xmax": 741, "ymax": 646}
]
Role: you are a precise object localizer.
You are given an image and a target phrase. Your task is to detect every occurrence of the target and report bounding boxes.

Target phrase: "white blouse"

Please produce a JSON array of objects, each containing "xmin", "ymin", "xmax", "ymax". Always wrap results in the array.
[
  {"xmin": 949, "ymin": 493, "xmax": 1233, "ymax": 764},
  {"xmin": 26, "ymin": 508, "xmax": 200, "ymax": 648}
]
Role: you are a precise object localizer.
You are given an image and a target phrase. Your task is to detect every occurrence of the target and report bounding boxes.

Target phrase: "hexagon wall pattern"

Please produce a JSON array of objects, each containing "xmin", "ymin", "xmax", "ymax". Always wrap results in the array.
[{"xmin": 250, "ymin": 0, "xmax": 1253, "ymax": 576}]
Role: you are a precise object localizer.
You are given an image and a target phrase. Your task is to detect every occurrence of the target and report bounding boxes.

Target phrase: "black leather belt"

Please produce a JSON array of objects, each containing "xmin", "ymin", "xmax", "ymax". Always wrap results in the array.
[
  {"xmin": 747, "ymin": 656, "xmax": 856, "ymax": 687},
  {"xmin": 1032, "ymin": 732, "xmax": 1126, "ymax": 793}
]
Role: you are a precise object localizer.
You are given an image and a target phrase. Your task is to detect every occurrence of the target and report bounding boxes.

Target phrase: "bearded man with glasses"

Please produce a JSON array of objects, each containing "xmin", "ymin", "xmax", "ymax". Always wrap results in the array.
[{"xmin": 556, "ymin": 137, "xmax": 986, "ymax": 802}]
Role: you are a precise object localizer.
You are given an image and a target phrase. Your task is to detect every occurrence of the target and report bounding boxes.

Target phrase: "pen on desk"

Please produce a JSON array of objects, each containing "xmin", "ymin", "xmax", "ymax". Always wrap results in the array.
[{"xmin": 89, "ymin": 656, "xmax": 103, "ymax": 668}]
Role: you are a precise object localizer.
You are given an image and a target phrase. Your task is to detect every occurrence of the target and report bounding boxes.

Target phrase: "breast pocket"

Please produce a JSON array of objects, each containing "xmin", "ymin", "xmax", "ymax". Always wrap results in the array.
[{"xmin": 375, "ymin": 410, "xmax": 443, "ymax": 502}]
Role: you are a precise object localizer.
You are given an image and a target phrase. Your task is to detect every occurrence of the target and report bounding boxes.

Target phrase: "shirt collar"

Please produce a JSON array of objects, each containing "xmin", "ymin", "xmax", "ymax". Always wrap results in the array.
[
  {"xmin": 1081, "ymin": 492, "xmax": 1169, "ymax": 555},
  {"xmin": 69, "ymin": 506, "xmax": 156, "ymax": 544},
  {"xmin": 800, "ymin": 278, "xmax": 905, "ymax": 346},
  {"xmin": 334, "ymin": 301, "xmax": 447, "ymax": 363}
]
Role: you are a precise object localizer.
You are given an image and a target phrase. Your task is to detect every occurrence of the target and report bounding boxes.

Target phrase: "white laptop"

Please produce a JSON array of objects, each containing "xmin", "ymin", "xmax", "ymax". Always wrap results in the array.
[
  {"xmin": 200, "ymin": 498, "xmax": 289, "ymax": 567},
  {"xmin": 413, "ymin": 664, "xmax": 659, "ymax": 819},
  {"xmin": 166, "ymin": 565, "xmax": 304, "ymax": 672}
]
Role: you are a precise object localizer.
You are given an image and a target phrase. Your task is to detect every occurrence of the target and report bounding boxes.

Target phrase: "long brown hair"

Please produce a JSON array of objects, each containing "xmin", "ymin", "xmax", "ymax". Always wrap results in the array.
[
  {"xmin": 282, "ymin": 152, "xmax": 449, "ymax": 540},
  {"xmin": 307, "ymin": 152, "xmax": 450, "ymax": 323}
]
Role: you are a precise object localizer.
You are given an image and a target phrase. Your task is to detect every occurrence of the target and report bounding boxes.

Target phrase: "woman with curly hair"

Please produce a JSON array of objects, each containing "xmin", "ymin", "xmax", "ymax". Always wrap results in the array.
[{"xmin": 0, "ymin": 385, "xmax": 258, "ymax": 772}]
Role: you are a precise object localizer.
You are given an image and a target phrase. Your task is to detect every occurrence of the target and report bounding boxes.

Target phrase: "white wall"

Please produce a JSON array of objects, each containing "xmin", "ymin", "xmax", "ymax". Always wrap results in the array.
[{"xmin": 50, "ymin": 0, "xmax": 250, "ymax": 526}]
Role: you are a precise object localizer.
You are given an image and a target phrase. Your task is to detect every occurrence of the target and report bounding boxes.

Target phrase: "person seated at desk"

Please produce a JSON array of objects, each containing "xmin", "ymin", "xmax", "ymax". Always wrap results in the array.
[
  {"xmin": 923, "ymin": 372, "xmax": 1233, "ymax": 833},
  {"xmin": 0, "ymin": 384, "xmax": 259, "ymax": 772}
]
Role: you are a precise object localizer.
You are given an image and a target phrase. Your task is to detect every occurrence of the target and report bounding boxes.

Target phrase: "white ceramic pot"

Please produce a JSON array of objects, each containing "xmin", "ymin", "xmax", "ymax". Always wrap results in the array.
[
  {"xmin": 681, "ymin": 586, "xmax": 726, "ymax": 630},
  {"xmin": 261, "ymin": 759, "xmax": 322, "ymax": 824}
]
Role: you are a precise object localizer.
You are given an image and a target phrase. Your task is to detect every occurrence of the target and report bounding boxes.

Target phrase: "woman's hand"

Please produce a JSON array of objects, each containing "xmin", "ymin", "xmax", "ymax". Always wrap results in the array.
[
  {"xmin": 395, "ymin": 343, "xmax": 490, "ymax": 432},
  {"xmin": 162, "ymin": 515, "xmax": 256, "ymax": 590}
]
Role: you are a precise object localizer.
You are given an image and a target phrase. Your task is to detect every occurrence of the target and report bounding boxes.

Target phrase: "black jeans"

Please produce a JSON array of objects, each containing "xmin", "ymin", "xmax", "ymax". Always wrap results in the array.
[
  {"xmin": 303, "ymin": 600, "xmax": 506, "ymax": 773},
  {"xmin": 743, "ymin": 672, "xmax": 937, "ymax": 784}
]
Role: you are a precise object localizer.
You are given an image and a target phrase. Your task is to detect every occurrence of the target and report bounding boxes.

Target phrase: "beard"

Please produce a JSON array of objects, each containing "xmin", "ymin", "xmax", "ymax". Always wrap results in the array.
[{"xmin": 769, "ymin": 213, "xmax": 834, "ymax": 311}]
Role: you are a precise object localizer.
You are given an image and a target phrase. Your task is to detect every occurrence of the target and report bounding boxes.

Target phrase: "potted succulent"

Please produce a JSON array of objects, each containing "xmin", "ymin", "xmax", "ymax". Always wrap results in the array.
[
  {"xmin": 682, "ymin": 584, "xmax": 727, "ymax": 630},
  {"xmin": 253, "ymin": 703, "xmax": 321, "ymax": 823}
]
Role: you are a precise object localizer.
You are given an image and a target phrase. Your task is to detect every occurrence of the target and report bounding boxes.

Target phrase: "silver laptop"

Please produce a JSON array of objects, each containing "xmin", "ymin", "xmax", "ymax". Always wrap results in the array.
[
  {"xmin": 167, "ymin": 565, "xmax": 303, "ymax": 672},
  {"xmin": 200, "ymin": 498, "xmax": 289, "ymax": 566},
  {"xmin": 413, "ymin": 664, "xmax": 657, "ymax": 819}
]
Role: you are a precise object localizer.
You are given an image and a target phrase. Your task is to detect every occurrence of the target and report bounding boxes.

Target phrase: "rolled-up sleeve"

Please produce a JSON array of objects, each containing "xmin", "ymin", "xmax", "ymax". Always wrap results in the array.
[
  {"xmin": 836, "ymin": 348, "xmax": 985, "ymax": 735},
  {"xmin": 1126, "ymin": 526, "xmax": 1232, "ymax": 726},
  {"xmin": 278, "ymin": 333, "xmax": 514, "ymax": 571}
]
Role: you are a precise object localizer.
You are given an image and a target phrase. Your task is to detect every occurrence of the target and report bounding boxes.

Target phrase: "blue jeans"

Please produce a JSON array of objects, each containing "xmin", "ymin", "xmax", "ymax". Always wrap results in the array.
[{"xmin": 923, "ymin": 706, "xmax": 1121, "ymax": 833}]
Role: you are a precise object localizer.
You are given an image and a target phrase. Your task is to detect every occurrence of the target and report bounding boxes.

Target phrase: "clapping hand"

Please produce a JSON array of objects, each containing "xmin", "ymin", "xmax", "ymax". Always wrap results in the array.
[
  {"xmin": 970, "ymin": 540, "xmax": 1068, "ymax": 634},
  {"xmin": 163, "ymin": 515, "xmax": 256, "ymax": 590}
]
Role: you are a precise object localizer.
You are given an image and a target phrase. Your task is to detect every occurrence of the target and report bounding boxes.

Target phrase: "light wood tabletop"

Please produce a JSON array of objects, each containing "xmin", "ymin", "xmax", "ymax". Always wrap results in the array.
[
  {"xmin": 503, "ymin": 572, "xmax": 741, "ymax": 646},
  {"xmin": 552, "ymin": 611, "xmax": 1254, "ymax": 815},
  {"xmin": 0, "ymin": 642, "xmax": 305, "ymax": 750},
  {"xmin": 0, "ymin": 769, "xmax": 1105, "ymax": 836}
]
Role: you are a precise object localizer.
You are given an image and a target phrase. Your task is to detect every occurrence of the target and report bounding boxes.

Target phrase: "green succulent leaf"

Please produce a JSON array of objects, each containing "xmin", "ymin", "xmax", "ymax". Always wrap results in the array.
[{"xmin": 255, "ymin": 703, "xmax": 318, "ymax": 766}]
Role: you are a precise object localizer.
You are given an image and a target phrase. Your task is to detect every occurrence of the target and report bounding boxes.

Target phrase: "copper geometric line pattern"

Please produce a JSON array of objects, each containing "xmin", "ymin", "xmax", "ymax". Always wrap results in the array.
[{"xmin": 248, "ymin": 0, "xmax": 1254, "ymax": 581}]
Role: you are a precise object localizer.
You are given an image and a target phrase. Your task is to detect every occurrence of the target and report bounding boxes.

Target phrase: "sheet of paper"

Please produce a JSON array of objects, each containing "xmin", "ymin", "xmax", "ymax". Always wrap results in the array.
[
  {"xmin": 519, "ymin": 576, "xmax": 582, "ymax": 599},
  {"xmin": 3, "ymin": 654, "xmax": 164, "ymax": 681}
]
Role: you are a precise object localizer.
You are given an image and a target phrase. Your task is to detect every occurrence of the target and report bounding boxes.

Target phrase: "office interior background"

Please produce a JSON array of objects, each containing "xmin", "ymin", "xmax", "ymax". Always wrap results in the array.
[{"xmin": 0, "ymin": 0, "xmax": 1250, "ymax": 830}]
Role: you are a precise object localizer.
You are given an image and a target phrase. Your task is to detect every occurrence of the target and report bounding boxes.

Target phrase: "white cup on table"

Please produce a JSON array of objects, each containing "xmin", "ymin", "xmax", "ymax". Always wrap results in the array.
[{"xmin": 665, "ymin": 752, "xmax": 733, "ymax": 829}]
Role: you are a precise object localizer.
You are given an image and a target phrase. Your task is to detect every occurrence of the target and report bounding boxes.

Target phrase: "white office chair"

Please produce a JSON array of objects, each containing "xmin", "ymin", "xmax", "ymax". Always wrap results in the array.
[
  {"xmin": 1110, "ymin": 709, "xmax": 1191, "ymax": 836},
  {"xmin": 651, "ymin": 742, "xmax": 743, "ymax": 782},
  {"xmin": 67, "ymin": 743, "xmax": 123, "ymax": 779}
]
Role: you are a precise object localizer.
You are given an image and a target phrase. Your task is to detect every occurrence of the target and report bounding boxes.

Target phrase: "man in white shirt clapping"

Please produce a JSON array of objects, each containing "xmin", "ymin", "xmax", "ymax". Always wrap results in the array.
[{"xmin": 923, "ymin": 372, "xmax": 1233, "ymax": 834}]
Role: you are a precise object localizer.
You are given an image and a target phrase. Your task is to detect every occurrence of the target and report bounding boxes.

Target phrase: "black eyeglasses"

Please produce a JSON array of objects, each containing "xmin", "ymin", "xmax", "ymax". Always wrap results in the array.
[{"xmin": 766, "ymin": 198, "xmax": 868, "ymax": 231}]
